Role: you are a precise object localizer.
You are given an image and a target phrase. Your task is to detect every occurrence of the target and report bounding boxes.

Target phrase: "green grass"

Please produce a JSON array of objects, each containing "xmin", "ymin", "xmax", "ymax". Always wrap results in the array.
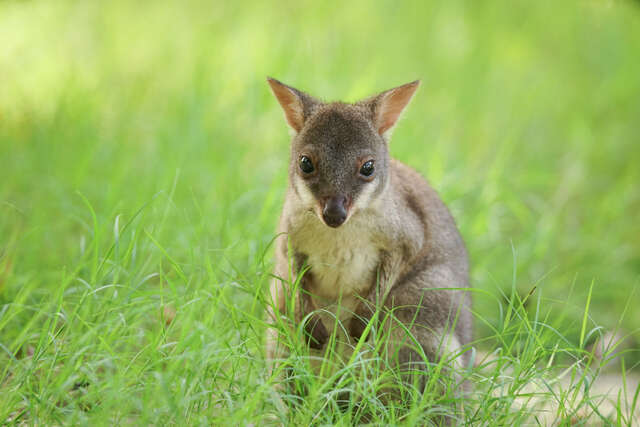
[{"xmin": 1, "ymin": 0, "xmax": 640, "ymax": 424}]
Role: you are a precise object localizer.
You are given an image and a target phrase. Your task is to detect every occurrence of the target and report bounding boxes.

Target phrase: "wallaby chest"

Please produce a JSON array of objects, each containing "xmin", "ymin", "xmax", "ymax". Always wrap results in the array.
[{"xmin": 292, "ymin": 216, "xmax": 381, "ymax": 320}]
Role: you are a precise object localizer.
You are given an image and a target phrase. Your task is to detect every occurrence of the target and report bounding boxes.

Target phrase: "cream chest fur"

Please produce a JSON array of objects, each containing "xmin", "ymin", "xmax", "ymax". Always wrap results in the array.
[{"xmin": 291, "ymin": 211, "xmax": 381, "ymax": 325}]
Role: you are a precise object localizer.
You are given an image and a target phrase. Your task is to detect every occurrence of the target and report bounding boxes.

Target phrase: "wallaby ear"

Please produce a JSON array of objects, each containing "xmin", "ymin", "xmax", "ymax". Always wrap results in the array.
[
  {"xmin": 267, "ymin": 77, "xmax": 318, "ymax": 133},
  {"xmin": 367, "ymin": 80, "xmax": 420, "ymax": 137}
]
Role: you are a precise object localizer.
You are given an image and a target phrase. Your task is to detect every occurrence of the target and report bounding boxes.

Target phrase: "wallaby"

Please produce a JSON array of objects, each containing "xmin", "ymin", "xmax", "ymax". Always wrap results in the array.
[{"xmin": 265, "ymin": 77, "xmax": 472, "ymax": 402}]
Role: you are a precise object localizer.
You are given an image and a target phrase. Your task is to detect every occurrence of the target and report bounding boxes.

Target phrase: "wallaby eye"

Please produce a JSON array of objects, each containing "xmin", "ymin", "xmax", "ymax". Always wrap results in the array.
[
  {"xmin": 360, "ymin": 160, "xmax": 375, "ymax": 177},
  {"xmin": 299, "ymin": 156, "xmax": 315, "ymax": 174}
]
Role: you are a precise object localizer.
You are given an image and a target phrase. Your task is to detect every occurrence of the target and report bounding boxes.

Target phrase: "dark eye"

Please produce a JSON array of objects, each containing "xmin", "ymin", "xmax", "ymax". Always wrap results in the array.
[
  {"xmin": 299, "ymin": 156, "xmax": 315, "ymax": 174},
  {"xmin": 360, "ymin": 160, "xmax": 375, "ymax": 177}
]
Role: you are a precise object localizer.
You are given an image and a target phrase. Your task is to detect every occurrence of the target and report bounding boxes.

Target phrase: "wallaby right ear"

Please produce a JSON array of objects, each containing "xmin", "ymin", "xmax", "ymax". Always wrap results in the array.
[
  {"xmin": 267, "ymin": 77, "xmax": 318, "ymax": 133},
  {"xmin": 365, "ymin": 80, "xmax": 420, "ymax": 138}
]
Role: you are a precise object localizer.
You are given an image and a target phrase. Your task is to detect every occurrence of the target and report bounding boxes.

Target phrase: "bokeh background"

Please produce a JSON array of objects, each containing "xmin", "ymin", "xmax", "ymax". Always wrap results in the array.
[{"xmin": 1, "ymin": 0, "xmax": 640, "ymax": 421}]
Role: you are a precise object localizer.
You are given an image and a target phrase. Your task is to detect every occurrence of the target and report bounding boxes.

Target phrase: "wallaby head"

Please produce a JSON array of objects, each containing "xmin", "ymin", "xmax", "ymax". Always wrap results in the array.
[{"xmin": 268, "ymin": 78, "xmax": 420, "ymax": 228}]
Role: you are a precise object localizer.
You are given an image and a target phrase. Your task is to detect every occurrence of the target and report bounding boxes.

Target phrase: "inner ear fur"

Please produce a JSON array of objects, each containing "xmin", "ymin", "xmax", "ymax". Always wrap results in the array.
[
  {"xmin": 365, "ymin": 80, "xmax": 420, "ymax": 137},
  {"xmin": 267, "ymin": 77, "xmax": 319, "ymax": 133}
]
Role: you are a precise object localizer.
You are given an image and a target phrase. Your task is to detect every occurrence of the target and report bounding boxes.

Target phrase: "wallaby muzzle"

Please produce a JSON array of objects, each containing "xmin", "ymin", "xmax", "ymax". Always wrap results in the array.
[{"xmin": 322, "ymin": 195, "xmax": 349, "ymax": 228}]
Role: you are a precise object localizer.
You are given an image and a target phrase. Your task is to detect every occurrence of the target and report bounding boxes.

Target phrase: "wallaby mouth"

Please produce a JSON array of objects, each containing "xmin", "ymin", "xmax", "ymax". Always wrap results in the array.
[{"xmin": 321, "ymin": 195, "xmax": 350, "ymax": 228}]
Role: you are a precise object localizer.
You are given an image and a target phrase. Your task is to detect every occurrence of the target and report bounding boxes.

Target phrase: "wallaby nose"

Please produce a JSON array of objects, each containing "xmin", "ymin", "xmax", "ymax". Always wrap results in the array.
[{"xmin": 322, "ymin": 196, "xmax": 349, "ymax": 228}]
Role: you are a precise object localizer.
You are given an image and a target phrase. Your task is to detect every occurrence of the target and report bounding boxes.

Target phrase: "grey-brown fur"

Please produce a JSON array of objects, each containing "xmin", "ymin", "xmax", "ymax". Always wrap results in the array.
[{"xmin": 265, "ymin": 77, "xmax": 472, "ymax": 395}]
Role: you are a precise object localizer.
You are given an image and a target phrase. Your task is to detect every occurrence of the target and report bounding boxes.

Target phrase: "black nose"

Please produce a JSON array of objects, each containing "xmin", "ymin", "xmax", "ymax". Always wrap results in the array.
[{"xmin": 322, "ymin": 196, "xmax": 348, "ymax": 228}]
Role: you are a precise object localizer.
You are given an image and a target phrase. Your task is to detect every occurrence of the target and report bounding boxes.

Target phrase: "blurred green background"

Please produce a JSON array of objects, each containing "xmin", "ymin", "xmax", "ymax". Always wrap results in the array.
[{"xmin": 2, "ymin": 0, "xmax": 640, "ymax": 371}]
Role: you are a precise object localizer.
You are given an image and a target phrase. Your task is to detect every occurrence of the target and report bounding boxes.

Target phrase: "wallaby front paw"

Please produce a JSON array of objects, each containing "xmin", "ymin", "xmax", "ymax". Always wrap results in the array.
[
  {"xmin": 349, "ymin": 301, "xmax": 374, "ymax": 342},
  {"xmin": 304, "ymin": 315, "xmax": 328, "ymax": 349},
  {"xmin": 348, "ymin": 316, "xmax": 368, "ymax": 341}
]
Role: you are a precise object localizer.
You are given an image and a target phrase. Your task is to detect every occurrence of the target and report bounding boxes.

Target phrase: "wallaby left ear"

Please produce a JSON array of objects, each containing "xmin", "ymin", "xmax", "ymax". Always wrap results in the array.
[
  {"xmin": 366, "ymin": 80, "xmax": 420, "ymax": 137},
  {"xmin": 267, "ymin": 77, "xmax": 319, "ymax": 133}
]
